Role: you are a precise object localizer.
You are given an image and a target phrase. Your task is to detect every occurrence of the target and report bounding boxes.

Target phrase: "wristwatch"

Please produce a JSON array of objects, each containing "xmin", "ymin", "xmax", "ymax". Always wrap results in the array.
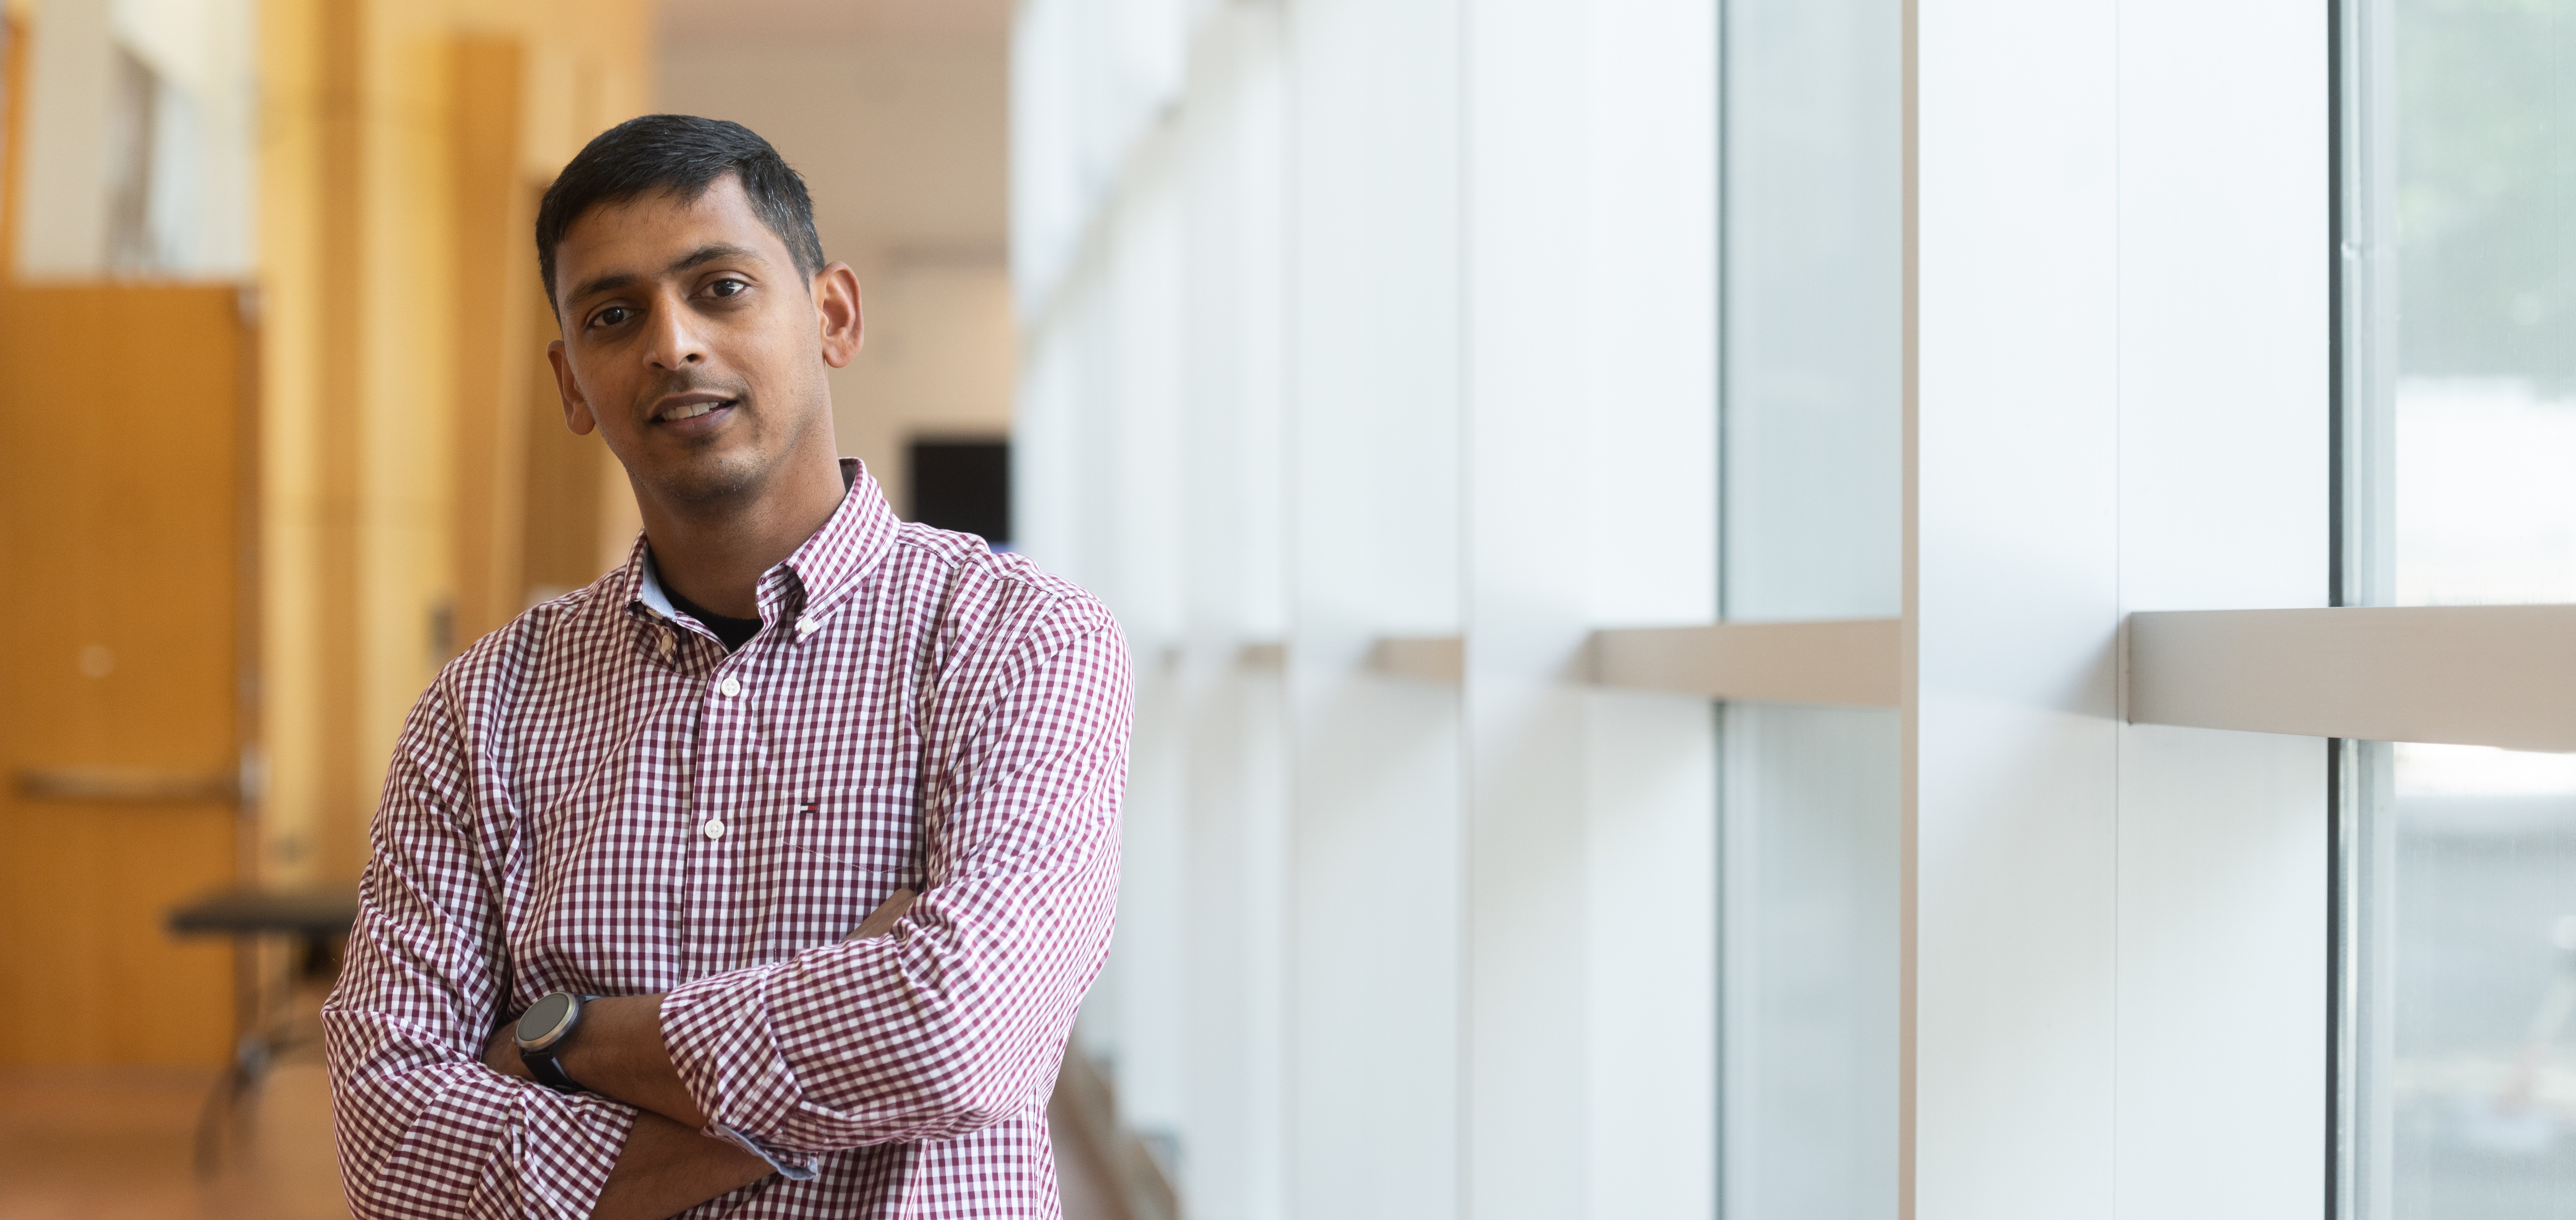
[{"xmin": 513, "ymin": 991, "xmax": 599, "ymax": 1093}]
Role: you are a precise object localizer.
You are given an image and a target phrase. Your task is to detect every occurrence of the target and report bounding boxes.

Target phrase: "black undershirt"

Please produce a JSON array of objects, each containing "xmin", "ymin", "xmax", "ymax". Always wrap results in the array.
[
  {"xmin": 664, "ymin": 583, "xmax": 763, "ymax": 652},
  {"xmin": 659, "ymin": 464, "xmax": 855, "ymax": 653}
]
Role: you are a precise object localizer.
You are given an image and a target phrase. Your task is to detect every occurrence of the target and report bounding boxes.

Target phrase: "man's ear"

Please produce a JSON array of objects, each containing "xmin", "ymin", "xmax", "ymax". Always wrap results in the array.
[
  {"xmin": 815, "ymin": 261, "xmax": 863, "ymax": 369},
  {"xmin": 547, "ymin": 339, "xmax": 597, "ymax": 436}
]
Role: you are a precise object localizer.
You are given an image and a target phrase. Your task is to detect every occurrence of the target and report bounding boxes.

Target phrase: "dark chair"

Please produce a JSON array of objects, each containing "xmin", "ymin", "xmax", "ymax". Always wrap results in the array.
[{"xmin": 166, "ymin": 885, "xmax": 360, "ymax": 1176}]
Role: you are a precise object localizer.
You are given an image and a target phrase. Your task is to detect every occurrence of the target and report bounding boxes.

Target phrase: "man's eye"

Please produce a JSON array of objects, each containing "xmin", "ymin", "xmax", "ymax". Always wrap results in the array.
[
  {"xmin": 592, "ymin": 306, "xmax": 631, "ymax": 328},
  {"xmin": 708, "ymin": 278, "xmax": 747, "ymax": 298}
]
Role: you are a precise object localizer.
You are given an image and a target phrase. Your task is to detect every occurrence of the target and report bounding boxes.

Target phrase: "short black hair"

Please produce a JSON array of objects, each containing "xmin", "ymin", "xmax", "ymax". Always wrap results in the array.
[{"xmin": 535, "ymin": 114, "xmax": 827, "ymax": 304}]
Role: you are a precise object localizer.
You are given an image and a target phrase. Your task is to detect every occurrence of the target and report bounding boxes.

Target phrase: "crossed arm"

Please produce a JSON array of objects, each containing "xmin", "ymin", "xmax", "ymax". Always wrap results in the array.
[
  {"xmin": 479, "ymin": 995, "xmax": 765, "ymax": 1220},
  {"xmin": 479, "ymin": 890, "xmax": 920, "ymax": 1220},
  {"xmin": 322, "ymin": 612, "xmax": 1130, "ymax": 1220}
]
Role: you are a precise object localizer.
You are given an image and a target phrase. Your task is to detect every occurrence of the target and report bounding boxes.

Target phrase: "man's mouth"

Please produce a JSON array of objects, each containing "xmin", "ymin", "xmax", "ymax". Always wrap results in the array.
[{"xmin": 652, "ymin": 394, "xmax": 738, "ymax": 426}]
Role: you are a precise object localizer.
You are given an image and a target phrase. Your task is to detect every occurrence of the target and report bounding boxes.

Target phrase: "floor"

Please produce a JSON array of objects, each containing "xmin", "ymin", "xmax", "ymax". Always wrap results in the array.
[
  {"xmin": 0, "ymin": 1048, "xmax": 1120, "ymax": 1220},
  {"xmin": 0, "ymin": 1061, "xmax": 350, "ymax": 1220}
]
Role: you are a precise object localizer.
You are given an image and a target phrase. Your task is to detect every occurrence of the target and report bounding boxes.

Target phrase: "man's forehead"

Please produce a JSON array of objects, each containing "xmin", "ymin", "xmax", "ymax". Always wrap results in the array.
[{"xmin": 556, "ymin": 178, "xmax": 789, "ymax": 281}]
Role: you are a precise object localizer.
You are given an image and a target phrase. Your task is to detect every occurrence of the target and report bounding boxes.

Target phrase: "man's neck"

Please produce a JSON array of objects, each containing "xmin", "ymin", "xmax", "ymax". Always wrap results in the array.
[{"xmin": 637, "ymin": 456, "xmax": 851, "ymax": 620}]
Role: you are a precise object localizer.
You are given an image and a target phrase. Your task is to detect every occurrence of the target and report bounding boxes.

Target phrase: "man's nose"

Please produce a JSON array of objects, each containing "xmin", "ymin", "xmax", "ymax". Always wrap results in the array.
[{"xmin": 645, "ymin": 296, "xmax": 708, "ymax": 369}]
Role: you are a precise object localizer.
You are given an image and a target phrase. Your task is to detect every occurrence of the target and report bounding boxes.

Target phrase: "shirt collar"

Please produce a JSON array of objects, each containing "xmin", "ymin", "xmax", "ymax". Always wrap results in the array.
[{"xmin": 618, "ymin": 457, "xmax": 900, "ymax": 632}]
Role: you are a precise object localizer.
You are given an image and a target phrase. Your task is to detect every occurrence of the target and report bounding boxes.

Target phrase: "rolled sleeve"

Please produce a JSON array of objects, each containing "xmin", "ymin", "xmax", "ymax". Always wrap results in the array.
[
  {"xmin": 322, "ymin": 686, "xmax": 638, "ymax": 1220},
  {"xmin": 659, "ymin": 609, "xmax": 1129, "ymax": 1155}
]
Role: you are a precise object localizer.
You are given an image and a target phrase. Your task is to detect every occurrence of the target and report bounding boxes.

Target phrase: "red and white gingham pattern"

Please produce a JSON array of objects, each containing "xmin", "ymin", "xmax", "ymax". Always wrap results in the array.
[{"xmin": 322, "ymin": 461, "xmax": 1128, "ymax": 1219}]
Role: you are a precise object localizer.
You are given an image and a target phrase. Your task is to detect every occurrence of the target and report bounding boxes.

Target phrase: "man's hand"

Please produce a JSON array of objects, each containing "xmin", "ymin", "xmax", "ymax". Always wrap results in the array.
[
  {"xmin": 480, "ymin": 1005, "xmax": 774, "ymax": 1219},
  {"xmin": 591, "ymin": 1112, "xmax": 772, "ymax": 1220},
  {"xmin": 558, "ymin": 994, "xmax": 711, "ymax": 1129},
  {"xmin": 482, "ymin": 1017, "xmax": 532, "ymax": 1082},
  {"xmin": 478, "ymin": 996, "xmax": 711, "ymax": 1131}
]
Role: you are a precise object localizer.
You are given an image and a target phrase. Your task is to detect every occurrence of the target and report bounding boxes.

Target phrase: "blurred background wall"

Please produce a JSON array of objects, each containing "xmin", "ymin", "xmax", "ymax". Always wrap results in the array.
[{"xmin": 0, "ymin": 0, "xmax": 655, "ymax": 1083}]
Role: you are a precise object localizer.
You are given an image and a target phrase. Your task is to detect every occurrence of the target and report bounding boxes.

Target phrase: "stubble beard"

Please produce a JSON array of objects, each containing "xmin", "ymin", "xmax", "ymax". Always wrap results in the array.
[{"xmin": 645, "ymin": 381, "xmax": 830, "ymax": 514}]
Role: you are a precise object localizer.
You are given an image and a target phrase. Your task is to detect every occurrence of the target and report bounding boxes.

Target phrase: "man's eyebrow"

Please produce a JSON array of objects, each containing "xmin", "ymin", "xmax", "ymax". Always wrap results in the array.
[
  {"xmin": 566, "ymin": 269, "xmax": 640, "ymax": 304},
  {"xmin": 668, "ymin": 243, "xmax": 766, "ymax": 275},
  {"xmin": 565, "ymin": 244, "xmax": 770, "ymax": 304}
]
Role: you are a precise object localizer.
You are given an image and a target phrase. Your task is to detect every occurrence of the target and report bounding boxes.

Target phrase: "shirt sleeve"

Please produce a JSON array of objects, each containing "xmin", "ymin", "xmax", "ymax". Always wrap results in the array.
[
  {"xmin": 322, "ymin": 683, "xmax": 640, "ymax": 1220},
  {"xmin": 656, "ymin": 605, "xmax": 1130, "ymax": 1154}
]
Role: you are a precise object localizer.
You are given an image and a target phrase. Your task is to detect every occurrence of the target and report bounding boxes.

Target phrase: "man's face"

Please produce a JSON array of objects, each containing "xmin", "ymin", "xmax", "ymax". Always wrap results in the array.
[{"xmin": 546, "ymin": 176, "xmax": 860, "ymax": 508}]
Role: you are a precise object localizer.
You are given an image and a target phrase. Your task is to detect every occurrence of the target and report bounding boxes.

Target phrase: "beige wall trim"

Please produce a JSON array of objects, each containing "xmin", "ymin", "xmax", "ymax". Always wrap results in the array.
[
  {"xmin": 1368, "ymin": 635, "xmax": 1466, "ymax": 684},
  {"xmin": 1588, "ymin": 619, "xmax": 1903, "ymax": 708},
  {"xmin": 2128, "ymin": 605, "xmax": 2576, "ymax": 751},
  {"xmin": 1237, "ymin": 640, "xmax": 1288, "ymax": 672}
]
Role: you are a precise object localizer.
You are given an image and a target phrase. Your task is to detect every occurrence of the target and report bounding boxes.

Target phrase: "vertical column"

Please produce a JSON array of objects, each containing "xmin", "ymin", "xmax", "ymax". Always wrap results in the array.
[
  {"xmin": 2109, "ymin": 1, "xmax": 2327, "ymax": 1215},
  {"xmin": 1907, "ymin": 0, "xmax": 2121, "ymax": 1217},
  {"xmin": 448, "ymin": 36, "xmax": 532, "ymax": 650},
  {"xmin": 1464, "ymin": 3, "xmax": 1722, "ymax": 1217},
  {"xmin": 1571, "ymin": 5, "xmax": 1719, "ymax": 1217},
  {"xmin": 1097, "ymin": 168, "xmax": 1193, "ymax": 1149},
  {"xmin": 1178, "ymin": 9, "xmax": 1292, "ymax": 1217},
  {"xmin": 1461, "ymin": 1, "xmax": 1592, "ymax": 1217},
  {"xmin": 313, "ymin": 0, "xmax": 366, "ymax": 879},
  {"xmin": 1284, "ymin": 0, "xmax": 1467, "ymax": 1214}
]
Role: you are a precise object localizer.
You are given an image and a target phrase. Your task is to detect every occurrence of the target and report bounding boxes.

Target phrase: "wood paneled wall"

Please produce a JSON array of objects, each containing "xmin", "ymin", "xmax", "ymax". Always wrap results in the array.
[{"xmin": 257, "ymin": 0, "xmax": 652, "ymax": 887}]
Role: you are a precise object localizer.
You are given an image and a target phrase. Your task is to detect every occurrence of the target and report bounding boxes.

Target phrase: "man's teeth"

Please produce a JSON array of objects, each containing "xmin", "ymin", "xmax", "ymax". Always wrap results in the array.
[{"xmin": 665, "ymin": 401, "xmax": 722, "ymax": 421}]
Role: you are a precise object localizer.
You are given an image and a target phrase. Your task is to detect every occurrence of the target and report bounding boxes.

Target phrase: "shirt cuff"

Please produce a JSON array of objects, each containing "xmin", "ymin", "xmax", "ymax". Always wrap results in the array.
[
  {"xmin": 707, "ymin": 1122, "xmax": 822, "ymax": 1181},
  {"xmin": 511, "ymin": 1084, "xmax": 641, "ymax": 1218},
  {"xmin": 659, "ymin": 963, "xmax": 804, "ymax": 1143}
]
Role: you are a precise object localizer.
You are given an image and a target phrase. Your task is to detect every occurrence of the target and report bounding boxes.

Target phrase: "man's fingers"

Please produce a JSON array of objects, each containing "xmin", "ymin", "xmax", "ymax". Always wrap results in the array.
[
  {"xmin": 843, "ymin": 888, "xmax": 918, "ymax": 942},
  {"xmin": 483, "ymin": 1019, "xmax": 527, "ymax": 1078}
]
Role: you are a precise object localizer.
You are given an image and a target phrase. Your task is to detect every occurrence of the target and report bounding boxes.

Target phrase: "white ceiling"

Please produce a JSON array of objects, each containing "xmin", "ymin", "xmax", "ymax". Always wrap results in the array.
[{"xmin": 658, "ymin": 0, "xmax": 1011, "ymax": 41}]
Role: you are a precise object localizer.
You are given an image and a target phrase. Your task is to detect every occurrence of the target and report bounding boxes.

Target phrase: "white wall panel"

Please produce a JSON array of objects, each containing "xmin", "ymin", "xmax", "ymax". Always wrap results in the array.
[
  {"xmin": 1571, "ymin": 9, "xmax": 1719, "ymax": 1217},
  {"xmin": 1911, "ymin": 2, "xmax": 2123, "ymax": 1218},
  {"xmin": 2110, "ymin": 0, "xmax": 2329, "ymax": 1215},
  {"xmin": 1583, "ymin": 694, "xmax": 1718, "ymax": 1220},
  {"xmin": 1284, "ymin": 2, "xmax": 1467, "ymax": 1217},
  {"xmin": 1177, "ymin": 11, "xmax": 1291, "ymax": 1217},
  {"xmin": 1463, "ymin": 1, "xmax": 1593, "ymax": 1217},
  {"xmin": 1467, "ymin": 3, "xmax": 1722, "ymax": 1218}
]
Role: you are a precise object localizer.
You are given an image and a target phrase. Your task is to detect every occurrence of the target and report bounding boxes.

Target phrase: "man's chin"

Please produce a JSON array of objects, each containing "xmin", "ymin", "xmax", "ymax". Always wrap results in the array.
[{"xmin": 643, "ymin": 450, "xmax": 770, "ymax": 508}]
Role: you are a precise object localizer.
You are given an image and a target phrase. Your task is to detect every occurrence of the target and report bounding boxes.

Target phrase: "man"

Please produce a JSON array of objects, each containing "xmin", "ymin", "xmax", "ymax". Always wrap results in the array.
[{"xmin": 322, "ymin": 115, "xmax": 1128, "ymax": 1220}]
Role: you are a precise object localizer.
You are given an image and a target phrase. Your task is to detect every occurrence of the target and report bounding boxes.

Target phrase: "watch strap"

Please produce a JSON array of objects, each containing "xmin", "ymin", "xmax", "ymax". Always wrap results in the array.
[
  {"xmin": 519, "ymin": 1042, "xmax": 584, "ymax": 1093},
  {"xmin": 513, "ymin": 992, "xmax": 603, "ymax": 1094}
]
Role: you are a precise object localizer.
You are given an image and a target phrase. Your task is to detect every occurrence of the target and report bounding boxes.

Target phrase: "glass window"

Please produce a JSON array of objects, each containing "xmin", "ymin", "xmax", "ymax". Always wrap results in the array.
[
  {"xmin": 1718, "ymin": 0, "xmax": 1902, "ymax": 1215},
  {"xmin": 2343, "ymin": 3, "xmax": 2576, "ymax": 1216},
  {"xmin": 2344, "ymin": 0, "xmax": 2576, "ymax": 607},
  {"xmin": 2346, "ymin": 743, "xmax": 2576, "ymax": 1217}
]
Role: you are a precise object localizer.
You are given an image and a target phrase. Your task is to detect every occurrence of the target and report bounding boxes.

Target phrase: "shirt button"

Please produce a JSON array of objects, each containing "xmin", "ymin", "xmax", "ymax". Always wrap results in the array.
[
  {"xmin": 719, "ymin": 676, "xmax": 742, "ymax": 698},
  {"xmin": 795, "ymin": 618, "xmax": 818, "ymax": 637},
  {"xmin": 703, "ymin": 818, "xmax": 726, "ymax": 840}
]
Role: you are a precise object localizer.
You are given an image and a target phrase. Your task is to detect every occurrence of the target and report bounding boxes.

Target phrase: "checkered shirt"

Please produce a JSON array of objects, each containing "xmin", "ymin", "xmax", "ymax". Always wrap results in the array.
[{"xmin": 322, "ymin": 461, "xmax": 1128, "ymax": 1219}]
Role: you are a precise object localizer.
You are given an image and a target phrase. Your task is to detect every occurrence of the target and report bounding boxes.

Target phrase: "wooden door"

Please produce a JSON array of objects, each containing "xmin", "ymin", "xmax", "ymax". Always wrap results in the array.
[{"xmin": 0, "ymin": 285, "xmax": 254, "ymax": 1066}]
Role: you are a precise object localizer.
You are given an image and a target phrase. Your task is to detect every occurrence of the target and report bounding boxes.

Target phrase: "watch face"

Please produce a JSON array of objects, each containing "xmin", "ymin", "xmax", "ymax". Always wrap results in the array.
[{"xmin": 518, "ymin": 992, "xmax": 577, "ymax": 1048}]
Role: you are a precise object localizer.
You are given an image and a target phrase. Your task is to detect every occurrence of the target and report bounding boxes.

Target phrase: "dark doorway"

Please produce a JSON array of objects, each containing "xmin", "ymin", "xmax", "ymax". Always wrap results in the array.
[{"xmin": 907, "ymin": 438, "xmax": 1011, "ymax": 547}]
